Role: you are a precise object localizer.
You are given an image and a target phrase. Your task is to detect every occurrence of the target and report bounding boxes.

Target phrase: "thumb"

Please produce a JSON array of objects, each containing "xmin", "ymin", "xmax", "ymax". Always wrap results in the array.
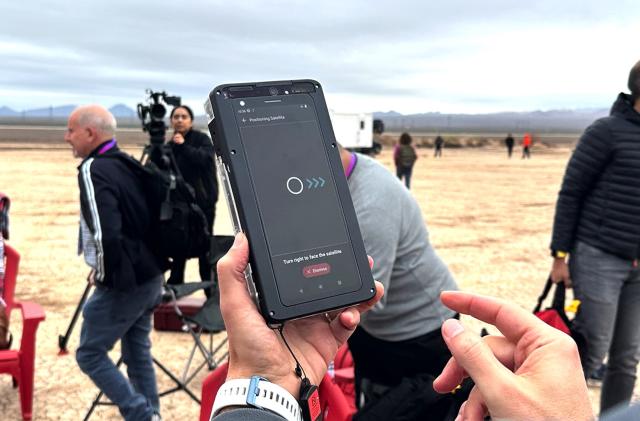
[
  {"xmin": 217, "ymin": 233, "xmax": 257, "ymax": 323},
  {"xmin": 440, "ymin": 319, "xmax": 514, "ymax": 400}
]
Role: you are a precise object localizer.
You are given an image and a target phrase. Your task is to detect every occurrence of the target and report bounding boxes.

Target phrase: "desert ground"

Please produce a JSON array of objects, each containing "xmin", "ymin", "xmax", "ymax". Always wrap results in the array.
[{"xmin": 0, "ymin": 128, "xmax": 637, "ymax": 419}]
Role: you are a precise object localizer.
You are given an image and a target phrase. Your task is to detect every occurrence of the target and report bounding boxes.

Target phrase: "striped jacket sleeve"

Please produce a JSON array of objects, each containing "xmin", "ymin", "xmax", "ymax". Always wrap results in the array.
[{"xmin": 78, "ymin": 158, "xmax": 124, "ymax": 286}]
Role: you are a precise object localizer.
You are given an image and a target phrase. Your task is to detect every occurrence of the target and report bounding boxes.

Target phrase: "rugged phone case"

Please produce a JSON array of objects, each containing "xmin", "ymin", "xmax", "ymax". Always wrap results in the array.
[{"xmin": 205, "ymin": 79, "xmax": 375, "ymax": 325}]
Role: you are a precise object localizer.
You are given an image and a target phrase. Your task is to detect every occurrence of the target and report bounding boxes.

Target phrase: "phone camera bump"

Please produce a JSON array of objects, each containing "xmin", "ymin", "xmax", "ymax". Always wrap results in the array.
[{"xmin": 269, "ymin": 87, "xmax": 279, "ymax": 96}]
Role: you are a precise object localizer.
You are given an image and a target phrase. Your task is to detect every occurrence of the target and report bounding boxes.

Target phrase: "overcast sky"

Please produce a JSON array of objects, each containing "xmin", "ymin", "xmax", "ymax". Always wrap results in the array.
[{"xmin": 1, "ymin": 0, "xmax": 638, "ymax": 114}]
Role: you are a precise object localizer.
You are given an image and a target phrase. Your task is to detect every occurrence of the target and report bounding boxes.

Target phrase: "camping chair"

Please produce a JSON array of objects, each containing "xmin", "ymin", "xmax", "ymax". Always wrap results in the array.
[
  {"xmin": 0, "ymin": 243, "xmax": 47, "ymax": 420},
  {"xmin": 199, "ymin": 362, "xmax": 354, "ymax": 421},
  {"xmin": 83, "ymin": 235, "xmax": 233, "ymax": 420}
]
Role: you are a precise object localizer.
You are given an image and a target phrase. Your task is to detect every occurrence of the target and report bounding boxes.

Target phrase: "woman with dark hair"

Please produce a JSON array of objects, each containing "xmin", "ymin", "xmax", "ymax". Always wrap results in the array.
[
  {"xmin": 168, "ymin": 105, "xmax": 218, "ymax": 285},
  {"xmin": 393, "ymin": 132, "xmax": 417, "ymax": 189}
]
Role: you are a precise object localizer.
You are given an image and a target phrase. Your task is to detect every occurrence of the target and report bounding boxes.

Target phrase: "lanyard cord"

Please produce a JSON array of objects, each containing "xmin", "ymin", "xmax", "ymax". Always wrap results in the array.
[{"xmin": 277, "ymin": 323, "xmax": 307, "ymax": 380}]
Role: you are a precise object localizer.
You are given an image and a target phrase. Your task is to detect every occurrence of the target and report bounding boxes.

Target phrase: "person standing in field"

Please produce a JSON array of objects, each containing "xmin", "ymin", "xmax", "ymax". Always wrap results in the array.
[
  {"xmin": 522, "ymin": 132, "xmax": 532, "ymax": 159},
  {"xmin": 393, "ymin": 132, "xmax": 417, "ymax": 189},
  {"xmin": 167, "ymin": 105, "xmax": 218, "ymax": 286},
  {"xmin": 549, "ymin": 59, "xmax": 640, "ymax": 413},
  {"xmin": 505, "ymin": 133, "xmax": 515, "ymax": 158},
  {"xmin": 67, "ymin": 105, "xmax": 163, "ymax": 421},
  {"xmin": 434, "ymin": 135, "xmax": 444, "ymax": 158}
]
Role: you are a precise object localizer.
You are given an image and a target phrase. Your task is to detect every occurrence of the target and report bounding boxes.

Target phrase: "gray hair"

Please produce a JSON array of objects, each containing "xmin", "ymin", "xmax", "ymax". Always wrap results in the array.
[{"xmin": 74, "ymin": 105, "xmax": 117, "ymax": 137}]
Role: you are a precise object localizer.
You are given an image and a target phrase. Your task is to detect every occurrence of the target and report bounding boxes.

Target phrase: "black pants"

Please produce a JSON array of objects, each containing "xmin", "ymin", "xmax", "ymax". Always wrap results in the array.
[
  {"xmin": 396, "ymin": 166, "xmax": 413, "ymax": 189},
  {"xmin": 348, "ymin": 323, "xmax": 453, "ymax": 406},
  {"xmin": 166, "ymin": 253, "xmax": 211, "ymax": 285},
  {"xmin": 167, "ymin": 207, "xmax": 215, "ymax": 285}
]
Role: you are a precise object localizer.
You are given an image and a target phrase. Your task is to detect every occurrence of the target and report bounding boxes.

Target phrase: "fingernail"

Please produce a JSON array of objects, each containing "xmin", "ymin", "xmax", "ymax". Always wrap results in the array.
[
  {"xmin": 232, "ymin": 232, "xmax": 245, "ymax": 248},
  {"xmin": 442, "ymin": 319, "xmax": 464, "ymax": 339}
]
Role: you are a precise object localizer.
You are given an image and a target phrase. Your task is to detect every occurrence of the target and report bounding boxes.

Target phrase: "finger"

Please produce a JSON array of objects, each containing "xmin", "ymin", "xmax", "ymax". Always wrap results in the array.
[
  {"xmin": 367, "ymin": 255, "xmax": 374, "ymax": 269},
  {"xmin": 330, "ymin": 281, "xmax": 383, "ymax": 344},
  {"xmin": 440, "ymin": 319, "xmax": 514, "ymax": 399},
  {"xmin": 440, "ymin": 291, "xmax": 557, "ymax": 344},
  {"xmin": 463, "ymin": 386, "xmax": 489, "ymax": 421},
  {"xmin": 433, "ymin": 357, "xmax": 466, "ymax": 393},
  {"xmin": 353, "ymin": 281, "xmax": 384, "ymax": 314},
  {"xmin": 217, "ymin": 233, "xmax": 260, "ymax": 324},
  {"xmin": 331, "ymin": 308, "xmax": 360, "ymax": 344},
  {"xmin": 433, "ymin": 335, "xmax": 515, "ymax": 392}
]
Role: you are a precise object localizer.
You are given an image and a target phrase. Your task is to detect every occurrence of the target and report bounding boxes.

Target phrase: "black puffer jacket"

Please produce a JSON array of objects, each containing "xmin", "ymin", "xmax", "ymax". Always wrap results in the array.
[
  {"xmin": 169, "ymin": 129, "xmax": 218, "ymax": 225},
  {"xmin": 551, "ymin": 93, "xmax": 640, "ymax": 260}
]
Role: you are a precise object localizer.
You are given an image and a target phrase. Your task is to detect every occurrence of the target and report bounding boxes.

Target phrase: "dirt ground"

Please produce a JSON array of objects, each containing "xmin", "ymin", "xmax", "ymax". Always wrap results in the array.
[{"xmin": 0, "ymin": 139, "xmax": 636, "ymax": 419}]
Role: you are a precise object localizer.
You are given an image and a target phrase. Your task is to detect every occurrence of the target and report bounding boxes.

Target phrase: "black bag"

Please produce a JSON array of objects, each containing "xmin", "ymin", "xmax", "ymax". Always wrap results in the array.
[
  {"xmin": 353, "ymin": 375, "xmax": 473, "ymax": 421},
  {"xmin": 112, "ymin": 151, "xmax": 210, "ymax": 261},
  {"xmin": 534, "ymin": 278, "xmax": 588, "ymax": 362}
]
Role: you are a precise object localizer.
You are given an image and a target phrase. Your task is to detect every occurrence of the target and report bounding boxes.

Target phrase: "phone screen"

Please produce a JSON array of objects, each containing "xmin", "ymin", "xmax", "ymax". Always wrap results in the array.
[{"xmin": 233, "ymin": 94, "xmax": 362, "ymax": 306}]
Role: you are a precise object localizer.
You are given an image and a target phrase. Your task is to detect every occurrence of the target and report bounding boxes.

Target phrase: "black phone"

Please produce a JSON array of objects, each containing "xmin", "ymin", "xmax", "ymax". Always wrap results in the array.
[{"xmin": 205, "ymin": 79, "xmax": 375, "ymax": 325}]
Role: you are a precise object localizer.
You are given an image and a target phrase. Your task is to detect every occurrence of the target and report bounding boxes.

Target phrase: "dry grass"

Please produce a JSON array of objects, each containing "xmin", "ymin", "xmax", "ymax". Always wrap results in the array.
[{"xmin": 0, "ymin": 140, "xmax": 635, "ymax": 419}]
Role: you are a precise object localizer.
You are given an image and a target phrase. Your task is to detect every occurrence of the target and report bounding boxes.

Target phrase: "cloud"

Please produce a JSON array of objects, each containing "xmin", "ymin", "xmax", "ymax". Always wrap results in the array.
[{"xmin": 1, "ymin": 0, "xmax": 638, "ymax": 112}]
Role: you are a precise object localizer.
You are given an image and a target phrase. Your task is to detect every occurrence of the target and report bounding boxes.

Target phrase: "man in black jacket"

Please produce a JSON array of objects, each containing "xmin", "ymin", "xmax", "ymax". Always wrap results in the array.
[
  {"xmin": 68, "ymin": 105, "xmax": 164, "ymax": 421},
  {"xmin": 550, "ymin": 60, "xmax": 640, "ymax": 412},
  {"xmin": 167, "ymin": 105, "xmax": 218, "ymax": 285}
]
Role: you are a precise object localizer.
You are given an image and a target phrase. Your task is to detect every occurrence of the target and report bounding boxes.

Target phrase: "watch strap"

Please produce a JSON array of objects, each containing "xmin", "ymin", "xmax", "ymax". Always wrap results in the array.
[{"xmin": 211, "ymin": 377, "xmax": 303, "ymax": 421}]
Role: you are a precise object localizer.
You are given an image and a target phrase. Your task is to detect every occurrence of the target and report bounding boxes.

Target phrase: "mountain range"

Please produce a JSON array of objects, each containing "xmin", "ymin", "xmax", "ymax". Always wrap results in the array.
[
  {"xmin": 0, "ymin": 104, "xmax": 137, "ymax": 118},
  {"xmin": 0, "ymin": 104, "xmax": 610, "ymax": 133},
  {"xmin": 373, "ymin": 108, "xmax": 610, "ymax": 133}
]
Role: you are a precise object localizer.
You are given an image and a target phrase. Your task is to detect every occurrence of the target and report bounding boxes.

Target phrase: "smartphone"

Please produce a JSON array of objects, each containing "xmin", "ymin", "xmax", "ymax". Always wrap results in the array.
[{"xmin": 204, "ymin": 79, "xmax": 375, "ymax": 325}]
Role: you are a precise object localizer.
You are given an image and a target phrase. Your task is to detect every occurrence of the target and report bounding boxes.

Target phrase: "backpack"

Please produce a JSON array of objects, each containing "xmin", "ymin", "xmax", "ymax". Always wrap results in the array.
[
  {"xmin": 398, "ymin": 145, "xmax": 417, "ymax": 168},
  {"xmin": 110, "ymin": 150, "xmax": 211, "ymax": 261}
]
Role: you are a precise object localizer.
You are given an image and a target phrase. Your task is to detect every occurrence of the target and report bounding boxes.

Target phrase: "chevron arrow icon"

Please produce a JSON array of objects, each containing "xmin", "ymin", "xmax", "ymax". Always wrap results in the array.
[
  {"xmin": 318, "ymin": 177, "xmax": 325, "ymax": 187},
  {"xmin": 306, "ymin": 178, "xmax": 313, "ymax": 189}
]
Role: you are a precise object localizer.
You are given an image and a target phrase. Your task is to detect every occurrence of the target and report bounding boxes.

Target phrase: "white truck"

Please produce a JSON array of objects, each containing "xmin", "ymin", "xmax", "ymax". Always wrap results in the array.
[{"xmin": 329, "ymin": 111, "xmax": 382, "ymax": 155}]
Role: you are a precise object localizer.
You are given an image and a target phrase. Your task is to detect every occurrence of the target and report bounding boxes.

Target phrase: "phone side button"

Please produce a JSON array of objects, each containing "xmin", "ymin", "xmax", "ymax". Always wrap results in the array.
[{"xmin": 244, "ymin": 263, "xmax": 259, "ymax": 304}]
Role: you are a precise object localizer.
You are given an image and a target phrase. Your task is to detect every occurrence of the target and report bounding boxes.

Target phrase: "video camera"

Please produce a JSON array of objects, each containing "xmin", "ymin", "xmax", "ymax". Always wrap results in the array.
[{"xmin": 137, "ymin": 89, "xmax": 182, "ymax": 145}]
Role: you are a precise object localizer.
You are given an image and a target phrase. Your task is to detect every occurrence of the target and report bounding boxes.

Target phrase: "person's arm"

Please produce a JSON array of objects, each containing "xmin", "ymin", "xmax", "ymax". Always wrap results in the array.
[
  {"xmin": 79, "ymin": 159, "xmax": 135, "ymax": 290},
  {"xmin": 211, "ymin": 233, "xmax": 383, "ymax": 418},
  {"xmin": 549, "ymin": 119, "xmax": 612, "ymax": 285},
  {"xmin": 173, "ymin": 130, "xmax": 215, "ymax": 171},
  {"xmin": 433, "ymin": 291, "xmax": 594, "ymax": 421},
  {"xmin": 214, "ymin": 408, "xmax": 285, "ymax": 421}
]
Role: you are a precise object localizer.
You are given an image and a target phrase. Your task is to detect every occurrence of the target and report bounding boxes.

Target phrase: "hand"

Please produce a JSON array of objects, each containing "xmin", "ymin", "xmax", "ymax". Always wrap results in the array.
[
  {"xmin": 172, "ymin": 132, "xmax": 185, "ymax": 144},
  {"xmin": 217, "ymin": 233, "xmax": 384, "ymax": 399},
  {"xmin": 433, "ymin": 291, "xmax": 593, "ymax": 421},
  {"xmin": 550, "ymin": 257, "xmax": 572, "ymax": 287},
  {"xmin": 87, "ymin": 269, "xmax": 95, "ymax": 286}
]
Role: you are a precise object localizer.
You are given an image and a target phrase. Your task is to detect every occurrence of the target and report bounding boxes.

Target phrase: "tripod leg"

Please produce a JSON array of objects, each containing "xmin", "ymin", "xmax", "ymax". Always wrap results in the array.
[{"xmin": 59, "ymin": 283, "xmax": 92, "ymax": 355}]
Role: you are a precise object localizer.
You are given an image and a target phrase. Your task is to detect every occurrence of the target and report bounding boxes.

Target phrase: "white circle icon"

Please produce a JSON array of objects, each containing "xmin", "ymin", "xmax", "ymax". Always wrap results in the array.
[{"xmin": 286, "ymin": 177, "xmax": 303, "ymax": 195}]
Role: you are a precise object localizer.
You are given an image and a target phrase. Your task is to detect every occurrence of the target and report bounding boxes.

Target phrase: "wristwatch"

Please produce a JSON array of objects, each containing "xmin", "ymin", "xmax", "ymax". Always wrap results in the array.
[{"xmin": 211, "ymin": 376, "xmax": 303, "ymax": 421}]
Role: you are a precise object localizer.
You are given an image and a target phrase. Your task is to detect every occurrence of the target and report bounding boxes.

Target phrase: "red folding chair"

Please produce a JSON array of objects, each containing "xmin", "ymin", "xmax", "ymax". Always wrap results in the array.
[
  {"xmin": 200, "ymin": 361, "xmax": 354, "ymax": 421},
  {"xmin": 0, "ymin": 243, "xmax": 46, "ymax": 420}
]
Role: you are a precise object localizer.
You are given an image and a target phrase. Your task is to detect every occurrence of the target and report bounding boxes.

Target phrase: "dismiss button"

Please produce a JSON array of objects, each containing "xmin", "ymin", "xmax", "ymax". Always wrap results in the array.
[{"xmin": 302, "ymin": 263, "xmax": 331, "ymax": 278}]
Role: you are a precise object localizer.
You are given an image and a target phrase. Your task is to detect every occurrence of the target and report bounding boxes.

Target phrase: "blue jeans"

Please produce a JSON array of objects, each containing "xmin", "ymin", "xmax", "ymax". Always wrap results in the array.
[
  {"xmin": 76, "ymin": 276, "xmax": 163, "ymax": 421},
  {"xmin": 570, "ymin": 241, "xmax": 640, "ymax": 411},
  {"xmin": 396, "ymin": 166, "xmax": 413, "ymax": 189}
]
